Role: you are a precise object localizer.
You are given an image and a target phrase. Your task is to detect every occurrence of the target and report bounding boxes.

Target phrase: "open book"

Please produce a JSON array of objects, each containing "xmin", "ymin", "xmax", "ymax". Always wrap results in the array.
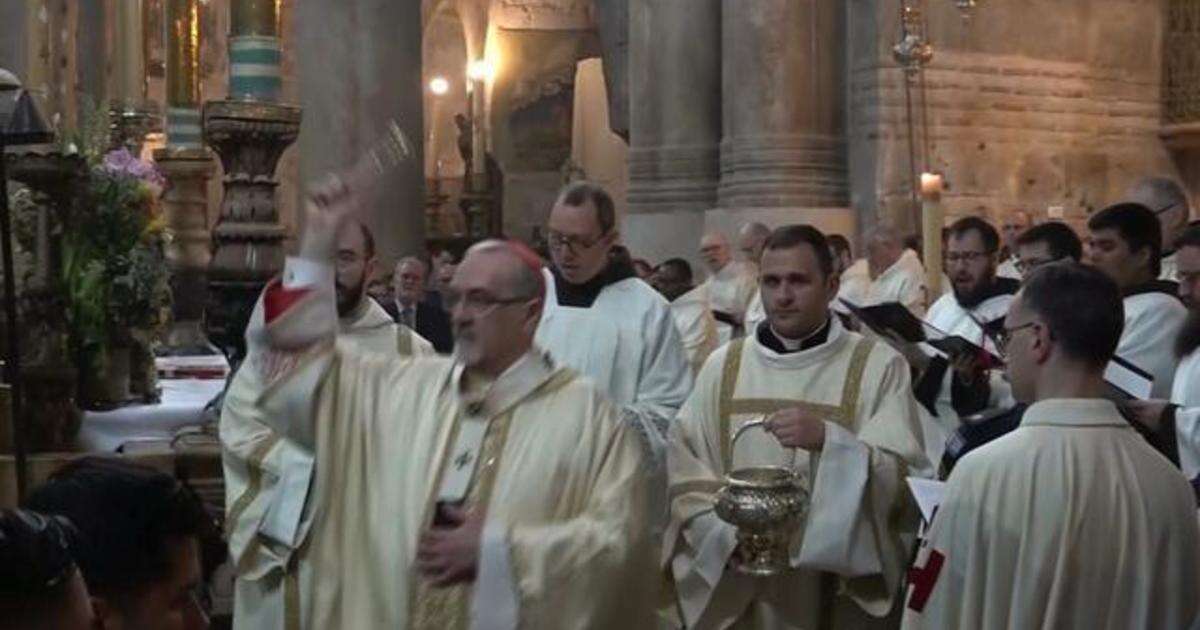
[{"xmin": 840, "ymin": 299, "xmax": 1005, "ymax": 368}]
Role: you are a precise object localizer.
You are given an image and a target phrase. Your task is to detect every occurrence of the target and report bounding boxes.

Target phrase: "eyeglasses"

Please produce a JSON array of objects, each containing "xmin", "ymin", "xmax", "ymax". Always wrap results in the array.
[
  {"xmin": 547, "ymin": 230, "xmax": 606, "ymax": 255},
  {"xmin": 1014, "ymin": 256, "xmax": 1057, "ymax": 274},
  {"xmin": 443, "ymin": 289, "xmax": 531, "ymax": 313},
  {"xmin": 944, "ymin": 251, "xmax": 991, "ymax": 265},
  {"xmin": 995, "ymin": 321, "xmax": 1038, "ymax": 354}
]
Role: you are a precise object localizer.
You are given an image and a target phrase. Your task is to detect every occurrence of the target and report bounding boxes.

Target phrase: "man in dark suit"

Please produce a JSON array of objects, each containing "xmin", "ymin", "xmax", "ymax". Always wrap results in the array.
[{"xmin": 381, "ymin": 256, "xmax": 454, "ymax": 353}]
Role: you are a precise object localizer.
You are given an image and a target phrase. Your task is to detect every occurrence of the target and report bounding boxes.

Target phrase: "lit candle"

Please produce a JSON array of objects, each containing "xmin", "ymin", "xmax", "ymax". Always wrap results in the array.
[
  {"xmin": 231, "ymin": 0, "xmax": 278, "ymax": 37},
  {"xmin": 920, "ymin": 172, "xmax": 945, "ymax": 296}
]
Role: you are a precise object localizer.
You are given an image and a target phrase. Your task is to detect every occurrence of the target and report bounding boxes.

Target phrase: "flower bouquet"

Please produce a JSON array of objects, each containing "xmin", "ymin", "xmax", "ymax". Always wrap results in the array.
[{"xmin": 64, "ymin": 149, "xmax": 171, "ymax": 408}]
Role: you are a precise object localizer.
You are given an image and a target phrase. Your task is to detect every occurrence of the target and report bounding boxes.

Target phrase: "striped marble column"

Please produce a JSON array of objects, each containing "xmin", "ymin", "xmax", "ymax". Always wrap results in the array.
[
  {"xmin": 165, "ymin": 0, "xmax": 202, "ymax": 149},
  {"xmin": 229, "ymin": 0, "xmax": 281, "ymax": 101}
]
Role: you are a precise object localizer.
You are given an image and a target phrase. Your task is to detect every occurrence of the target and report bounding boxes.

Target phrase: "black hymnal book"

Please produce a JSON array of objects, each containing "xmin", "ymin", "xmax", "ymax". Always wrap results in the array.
[{"xmin": 841, "ymin": 299, "xmax": 1005, "ymax": 368}]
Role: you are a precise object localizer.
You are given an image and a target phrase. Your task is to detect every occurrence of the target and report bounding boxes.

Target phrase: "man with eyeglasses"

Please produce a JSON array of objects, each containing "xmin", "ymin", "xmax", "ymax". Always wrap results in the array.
[
  {"xmin": 901, "ymin": 262, "xmax": 1200, "ymax": 630},
  {"xmin": 535, "ymin": 181, "xmax": 691, "ymax": 462},
  {"xmin": 738, "ymin": 221, "xmax": 773, "ymax": 335},
  {"xmin": 1087, "ymin": 202, "xmax": 1187, "ymax": 399},
  {"xmin": 1012, "ymin": 221, "xmax": 1082, "ymax": 278},
  {"xmin": 331, "ymin": 221, "xmax": 433, "ymax": 358},
  {"xmin": 220, "ymin": 180, "xmax": 657, "ymax": 628},
  {"xmin": 1125, "ymin": 176, "xmax": 1193, "ymax": 282},
  {"xmin": 888, "ymin": 217, "xmax": 1019, "ymax": 458}
]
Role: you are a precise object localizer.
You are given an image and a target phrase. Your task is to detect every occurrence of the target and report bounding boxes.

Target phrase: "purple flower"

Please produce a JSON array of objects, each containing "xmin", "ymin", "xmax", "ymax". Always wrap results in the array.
[{"xmin": 101, "ymin": 149, "xmax": 166, "ymax": 189}]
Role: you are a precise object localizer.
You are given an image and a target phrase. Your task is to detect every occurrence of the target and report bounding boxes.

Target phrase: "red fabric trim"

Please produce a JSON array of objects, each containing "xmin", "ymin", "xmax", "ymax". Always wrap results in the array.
[{"xmin": 264, "ymin": 278, "xmax": 312, "ymax": 323}]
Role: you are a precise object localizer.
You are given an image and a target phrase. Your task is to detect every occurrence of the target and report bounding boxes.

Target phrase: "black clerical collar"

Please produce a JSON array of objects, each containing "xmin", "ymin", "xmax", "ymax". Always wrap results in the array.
[
  {"xmin": 955, "ymin": 276, "xmax": 1020, "ymax": 309},
  {"xmin": 1123, "ymin": 279, "xmax": 1181, "ymax": 300},
  {"xmin": 756, "ymin": 317, "xmax": 832, "ymax": 354},
  {"xmin": 552, "ymin": 258, "xmax": 636, "ymax": 307}
]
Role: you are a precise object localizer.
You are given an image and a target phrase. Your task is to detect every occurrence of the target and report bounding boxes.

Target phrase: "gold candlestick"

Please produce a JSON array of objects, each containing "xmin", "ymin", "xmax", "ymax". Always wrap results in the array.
[
  {"xmin": 113, "ymin": 0, "xmax": 147, "ymax": 107},
  {"xmin": 165, "ymin": 0, "xmax": 200, "ymax": 108}
]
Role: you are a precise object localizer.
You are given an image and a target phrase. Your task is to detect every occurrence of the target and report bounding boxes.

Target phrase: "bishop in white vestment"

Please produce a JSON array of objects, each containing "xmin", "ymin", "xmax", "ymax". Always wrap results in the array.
[
  {"xmin": 667, "ymin": 226, "xmax": 932, "ymax": 630},
  {"xmin": 223, "ymin": 189, "xmax": 655, "ymax": 630}
]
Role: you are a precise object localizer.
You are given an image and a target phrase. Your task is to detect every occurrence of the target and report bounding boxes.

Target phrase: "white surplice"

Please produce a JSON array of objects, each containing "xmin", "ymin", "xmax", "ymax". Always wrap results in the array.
[
  {"xmin": 703, "ymin": 261, "xmax": 759, "ymax": 343},
  {"xmin": 1163, "ymin": 252, "xmax": 1179, "ymax": 282},
  {"xmin": 918, "ymin": 289, "xmax": 1015, "ymax": 453},
  {"xmin": 861, "ymin": 249, "xmax": 928, "ymax": 318},
  {"xmin": 1120, "ymin": 289, "xmax": 1188, "ymax": 399},
  {"xmin": 222, "ymin": 259, "xmax": 656, "ymax": 630},
  {"xmin": 901, "ymin": 398, "xmax": 1200, "ymax": 630},
  {"xmin": 666, "ymin": 317, "xmax": 932, "ymax": 629},
  {"xmin": 1173, "ymin": 347, "xmax": 1200, "ymax": 479},
  {"xmin": 669, "ymin": 284, "xmax": 720, "ymax": 376},
  {"xmin": 536, "ymin": 269, "xmax": 693, "ymax": 456}
]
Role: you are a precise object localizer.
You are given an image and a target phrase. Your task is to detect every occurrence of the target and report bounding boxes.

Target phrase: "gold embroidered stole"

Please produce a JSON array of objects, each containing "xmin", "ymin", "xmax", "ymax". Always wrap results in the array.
[
  {"xmin": 409, "ymin": 369, "xmax": 578, "ymax": 629},
  {"xmin": 718, "ymin": 336, "xmax": 876, "ymax": 470}
]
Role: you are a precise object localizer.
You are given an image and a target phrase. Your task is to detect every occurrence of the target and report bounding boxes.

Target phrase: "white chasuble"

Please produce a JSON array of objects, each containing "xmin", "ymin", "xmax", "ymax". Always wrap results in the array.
[
  {"xmin": 901, "ymin": 399, "xmax": 1200, "ymax": 630},
  {"xmin": 666, "ymin": 318, "xmax": 932, "ymax": 630},
  {"xmin": 670, "ymin": 284, "xmax": 720, "ymax": 376},
  {"xmin": 222, "ymin": 260, "xmax": 655, "ymax": 630}
]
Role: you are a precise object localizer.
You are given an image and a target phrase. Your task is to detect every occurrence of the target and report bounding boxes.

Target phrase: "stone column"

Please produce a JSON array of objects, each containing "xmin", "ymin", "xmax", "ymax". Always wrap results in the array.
[
  {"xmin": 624, "ymin": 0, "xmax": 722, "ymax": 264},
  {"xmin": 716, "ymin": 0, "xmax": 853, "ymax": 238},
  {"xmin": 294, "ymin": 0, "xmax": 424, "ymax": 264}
]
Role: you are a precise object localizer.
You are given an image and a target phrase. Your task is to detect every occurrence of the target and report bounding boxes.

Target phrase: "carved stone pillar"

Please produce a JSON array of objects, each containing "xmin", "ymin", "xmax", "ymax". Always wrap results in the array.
[
  {"xmin": 716, "ymin": 0, "xmax": 853, "ymax": 237},
  {"xmin": 154, "ymin": 148, "xmax": 213, "ymax": 348},
  {"xmin": 202, "ymin": 101, "xmax": 300, "ymax": 364},
  {"xmin": 624, "ymin": 0, "xmax": 722, "ymax": 263}
]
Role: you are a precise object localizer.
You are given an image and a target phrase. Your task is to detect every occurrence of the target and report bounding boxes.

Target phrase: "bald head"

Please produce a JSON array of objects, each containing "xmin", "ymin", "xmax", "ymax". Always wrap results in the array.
[
  {"xmin": 737, "ymin": 222, "xmax": 772, "ymax": 264},
  {"xmin": 699, "ymin": 232, "xmax": 732, "ymax": 273},
  {"xmin": 451, "ymin": 240, "xmax": 547, "ymax": 377},
  {"xmin": 865, "ymin": 224, "xmax": 904, "ymax": 279},
  {"xmin": 463, "ymin": 240, "xmax": 545, "ymax": 302},
  {"xmin": 1001, "ymin": 209, "xmax": 1033, "ymax": 251}
]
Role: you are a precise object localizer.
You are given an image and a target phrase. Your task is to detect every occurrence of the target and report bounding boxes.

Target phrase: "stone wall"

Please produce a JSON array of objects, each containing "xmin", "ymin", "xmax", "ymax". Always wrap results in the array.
[{"xmin": 849, "ymin": 0, "xmax": 1174, "ymax": 239}]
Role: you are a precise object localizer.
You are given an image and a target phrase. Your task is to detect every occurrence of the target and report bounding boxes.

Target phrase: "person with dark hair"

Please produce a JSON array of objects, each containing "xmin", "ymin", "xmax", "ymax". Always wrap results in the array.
[
  {"xmin": 652, "ymin": 258, "xmax": 718, "ymax": 375},
  {"xmin": 890, "ymin": 216, "xmax": 1019, "ymax": 457},
  {"xmin": 536, "ymin": 180, "xmax": 691, "ymax": 464},
  {"xmin": 996, "ymin": 209, "xmax": 1033, "ymax": 279},
  {"xmin": 1126, "ymin": 175, "xmax": 1192, "ymax": 281},
  {"xmin": 1013, "ymin": 221, "xmax": 1082, "ymax": 277},
  {"xmin": 334, "ymin": 221, "xmax": 434, "ymax": 357},
  {"xmin": 26, "ymin": 457, "xmax": 218, "ymax": 630},
  {"xmin": 0, "ymin": 509, "xmax": 93, "ymax": 630},
  {"xmin": 1088, "ymin": 202, "xmax": 1188, "ymax": 398},
  {"xmin": 667, "ymin": 223, "xmax": 931, "ymax": 629},
  {"xmin": 902, "ymin": 262, "xmax": 1200, "ymax": 630},
  {"xmin": 223, "ymin": 183, "xmax": 658, "ymax": 628},
  {"xmin": 827, "ymin": 233, "xmax": 854, "ymax": 275},
  {"xmin": 1127, "ymin": 224, "xmax": 1200, "ymax": 485}
]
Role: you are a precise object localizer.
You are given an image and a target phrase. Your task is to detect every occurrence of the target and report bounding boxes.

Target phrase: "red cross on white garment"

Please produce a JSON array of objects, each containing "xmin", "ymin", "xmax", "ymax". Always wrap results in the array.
[{"xmin": 906, "ymin": 549, "xmax": 945, "ymax": 613}]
